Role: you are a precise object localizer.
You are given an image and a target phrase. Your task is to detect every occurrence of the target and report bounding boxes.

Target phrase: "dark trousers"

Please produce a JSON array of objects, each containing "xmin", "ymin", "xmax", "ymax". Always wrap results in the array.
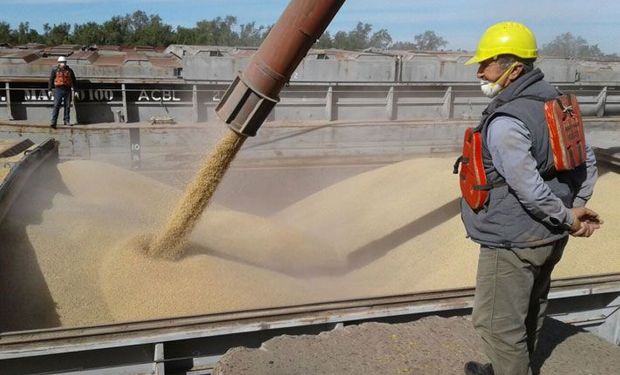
[
  {"xmin": 51, "ymin": 87, "xmax": 71, "ymax": 125},
  {"xmin": 472, "ymin": 237, "xmax": 568, "ymax": 375}
]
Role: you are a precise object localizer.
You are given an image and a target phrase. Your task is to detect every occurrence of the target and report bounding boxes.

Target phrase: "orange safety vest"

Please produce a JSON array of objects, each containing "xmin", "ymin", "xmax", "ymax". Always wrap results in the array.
[
  {"xmin": 54, "ymin": 68, "xmax": 73, "ymax": 87},
  {"xmin": 455, "ymin": 94, "xmax": 587, "ymax": 211}
]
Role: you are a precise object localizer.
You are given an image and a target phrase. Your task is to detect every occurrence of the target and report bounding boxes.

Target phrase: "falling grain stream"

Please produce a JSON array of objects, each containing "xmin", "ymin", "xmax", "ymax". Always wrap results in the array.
[{"xmin": 147, "ymin": 129, "xmax": 247, "ymax": 259}]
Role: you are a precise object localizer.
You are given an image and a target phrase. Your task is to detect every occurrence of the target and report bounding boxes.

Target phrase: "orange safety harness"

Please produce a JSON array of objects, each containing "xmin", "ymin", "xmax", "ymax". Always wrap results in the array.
[
  {"xmin": 54, "ymin": 68, "xmax": 73, "ymax": 87},
  {"xmin": 454, "ymin": 94, "xmax": 587, "ymax": 211}
]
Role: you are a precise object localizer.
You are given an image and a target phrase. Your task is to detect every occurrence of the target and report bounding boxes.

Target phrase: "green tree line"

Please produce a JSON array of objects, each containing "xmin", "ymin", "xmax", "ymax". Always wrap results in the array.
[
  {"xmin": 0, "ymin": 10, "xmax": 615, "ymax": 59},
  {"xmin": 0, "ymin": 10, "xmax": 448, "ymax": 51}
]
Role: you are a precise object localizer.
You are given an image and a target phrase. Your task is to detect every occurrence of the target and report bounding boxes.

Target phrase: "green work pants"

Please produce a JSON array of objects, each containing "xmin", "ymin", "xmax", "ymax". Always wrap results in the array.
[{"xmin": 471, "ymin": 237, "xmax": 568, "ymax": 375}]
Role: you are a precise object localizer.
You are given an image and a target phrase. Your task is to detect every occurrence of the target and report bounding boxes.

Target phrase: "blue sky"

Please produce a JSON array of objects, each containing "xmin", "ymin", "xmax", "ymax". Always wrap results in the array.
[{"xmin": 2, "ymin": 0, "xmax": 619, "ymax": 54}]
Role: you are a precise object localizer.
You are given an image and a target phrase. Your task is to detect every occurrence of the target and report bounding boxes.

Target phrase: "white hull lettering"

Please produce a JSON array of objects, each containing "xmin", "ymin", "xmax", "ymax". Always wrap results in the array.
[
  {"xmin": 84, "ymin": 89, "xmax": 114, "ymax": 102},
  {"xmin": 24, "ymin": 89, "xmax": 52, "ymax": 101},
  {"xmin": 138, "ymin": 90, "xmax": 181, "ymax": 102}
]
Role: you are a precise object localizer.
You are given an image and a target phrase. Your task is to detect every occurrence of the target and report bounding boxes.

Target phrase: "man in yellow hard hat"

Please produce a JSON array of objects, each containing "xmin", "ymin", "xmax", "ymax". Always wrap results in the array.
[{"xmin": 460, "ymin": 21, "xmax": 601, "ymax": 375}]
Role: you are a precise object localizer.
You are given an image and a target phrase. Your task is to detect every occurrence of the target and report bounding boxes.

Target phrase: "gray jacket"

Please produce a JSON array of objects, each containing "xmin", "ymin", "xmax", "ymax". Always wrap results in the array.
[{"xmin": 461, "ymin": 68, "xmax": 597, "ymax": 248}]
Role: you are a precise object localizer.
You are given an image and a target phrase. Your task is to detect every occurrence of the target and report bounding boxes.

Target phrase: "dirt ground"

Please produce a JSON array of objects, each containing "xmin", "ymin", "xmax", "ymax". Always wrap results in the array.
[{"xmin": 214, "ymin": 316, "xmax": 620, "ymax": 375}]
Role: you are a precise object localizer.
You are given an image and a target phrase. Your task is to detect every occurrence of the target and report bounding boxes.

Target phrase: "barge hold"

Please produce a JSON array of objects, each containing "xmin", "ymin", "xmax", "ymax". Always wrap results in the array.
[
  {"xmin": 0, "ymin": 142, "xmax": 618, "ymax": 374},
  {"xmin": 1, "ymin": 0, "xmax": 619, "ymax": 373}
]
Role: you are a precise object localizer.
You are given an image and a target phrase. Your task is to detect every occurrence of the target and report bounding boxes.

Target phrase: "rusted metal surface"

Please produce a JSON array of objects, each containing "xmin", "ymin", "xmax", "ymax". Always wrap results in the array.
[
  {"xmin": 0, "ymin": 45, "xmax": 181, "ymax": 81},
  {"xmin": 0, "ymin": 139, "xmax": 34, "ymax": 158},
  {"xmin": 3, "ymin": 42, "xmax": 620, "ymax": 86},
  {"xmin": 215, "ymin": 0, "xmax": 346, "ymax": 136},
  {"xmin": 3, "ymin": 41, "xmax": 620, "ymax": 84},
  {"xmin": 2, "ymin": 40, "xmax": 620, "ymax": 126}
]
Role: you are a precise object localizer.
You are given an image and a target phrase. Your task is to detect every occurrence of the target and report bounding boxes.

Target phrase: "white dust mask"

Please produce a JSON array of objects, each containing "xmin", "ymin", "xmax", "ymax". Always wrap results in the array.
[
  {"xmin": 480, "ymin": 80, "xmax": 503, "ymax": 98},
  {"xmin": 479, "ymin": 61, "xmax": 519, "ymax": 98}
]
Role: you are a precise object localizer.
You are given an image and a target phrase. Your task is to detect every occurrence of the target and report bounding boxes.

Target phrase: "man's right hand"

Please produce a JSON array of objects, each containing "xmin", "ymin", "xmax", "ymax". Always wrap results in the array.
[
  {"xmin": 48, "ymin": 90, "xmax": 53, "ymax": 99},
  {"xmin": 569, "ymin": 207, "xmax": 603, "ymax": 237}
]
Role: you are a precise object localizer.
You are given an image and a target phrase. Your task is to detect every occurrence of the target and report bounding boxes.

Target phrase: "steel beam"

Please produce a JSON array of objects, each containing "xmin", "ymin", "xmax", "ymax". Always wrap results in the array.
[
  {"xmin": 442, "ymin": 86, "xmax": 454, "ymax": 120},
  {"xmin": 325, "ymin": 85, "xmax": 335, "ymax": 121},
  {"xmin": 121, "ymin": 83, "xmax": 129, "ymax": 123},
  {"xmin": 596, "ymin": 86, "xmax": 608, "ymax": 117},
  {"xmin": 5, "ymin": 82, "xmax": 13, "ymax": 121},
  {"xmin": 386, "ymin": 86, "xmax": 396, "ymax": 120},
  {"xmin": 192, "ymin": 84, "xmax": 199, "ymax": 123}
]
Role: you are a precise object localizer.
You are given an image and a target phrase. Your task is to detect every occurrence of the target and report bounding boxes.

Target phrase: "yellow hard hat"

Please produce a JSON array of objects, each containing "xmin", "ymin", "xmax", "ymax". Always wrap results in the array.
[{"xmin": 465, "ymin": 21, "xmax": 537, "ymax": 65}]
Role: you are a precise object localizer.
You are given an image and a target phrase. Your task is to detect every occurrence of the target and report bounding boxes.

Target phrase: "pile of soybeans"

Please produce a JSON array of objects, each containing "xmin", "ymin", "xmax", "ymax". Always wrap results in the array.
[{"xmin": 0, "ymin": 157, "xmax": 618, "ymax": 331}]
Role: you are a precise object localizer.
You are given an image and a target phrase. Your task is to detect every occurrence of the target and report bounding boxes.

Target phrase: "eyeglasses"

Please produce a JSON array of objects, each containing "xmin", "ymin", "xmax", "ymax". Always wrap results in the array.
[{"xmin": 478, "ymin": 59, "xmax": 500, "ymax": 70}]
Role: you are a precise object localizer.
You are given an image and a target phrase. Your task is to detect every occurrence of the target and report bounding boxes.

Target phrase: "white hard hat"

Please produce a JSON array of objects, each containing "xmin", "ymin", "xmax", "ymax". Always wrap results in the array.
[{"xmin": 57, "ymin": 56, "xmax": 67, "ymax": 63}]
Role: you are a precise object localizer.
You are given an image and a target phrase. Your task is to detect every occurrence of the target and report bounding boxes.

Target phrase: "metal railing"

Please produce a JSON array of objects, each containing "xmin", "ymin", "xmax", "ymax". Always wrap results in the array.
[{"xmin": 1, "ymin": 81, "xmax": 620, "ymax": 125}]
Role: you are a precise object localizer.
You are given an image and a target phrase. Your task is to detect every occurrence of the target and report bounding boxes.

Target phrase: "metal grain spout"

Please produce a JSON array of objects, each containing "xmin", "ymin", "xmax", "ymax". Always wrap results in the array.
[{"xmin": 216, "ymin": 0, "xmax": 346, "ymax": 136}]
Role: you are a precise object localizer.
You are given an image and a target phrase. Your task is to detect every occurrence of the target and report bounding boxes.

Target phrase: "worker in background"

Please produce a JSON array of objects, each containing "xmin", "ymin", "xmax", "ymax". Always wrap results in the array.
[
  {"xmin": 460, "ymin": 22, "xmax": 601, "ymax": 375},
  {"xmin": 48, "ymin": 56, "xmax": 77, "ymax": 128}
]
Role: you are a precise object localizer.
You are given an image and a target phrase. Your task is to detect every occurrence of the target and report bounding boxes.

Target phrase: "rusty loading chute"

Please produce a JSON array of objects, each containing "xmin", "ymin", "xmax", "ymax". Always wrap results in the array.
[{"xmin": 147, "ymin": 0, "xmax": 347, "ymax": 258}]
